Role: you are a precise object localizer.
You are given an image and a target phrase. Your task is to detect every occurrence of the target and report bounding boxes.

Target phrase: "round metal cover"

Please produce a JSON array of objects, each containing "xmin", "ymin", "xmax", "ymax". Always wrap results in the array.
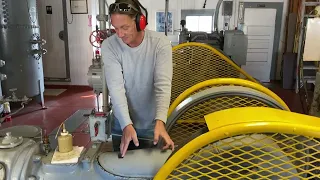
[
  {"xmin": 0, "ymin": 132, "xmax": 23, "ymax": 148},
  {"xmin": 0, "ymin": 125, "xmax": 42, "ymax": 138}
]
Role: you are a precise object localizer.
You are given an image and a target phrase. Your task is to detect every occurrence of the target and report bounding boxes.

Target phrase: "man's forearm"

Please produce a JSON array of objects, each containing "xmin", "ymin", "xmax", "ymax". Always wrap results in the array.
[{"xmin": 109, "ymin": 87, "xmax": 133, "ymax": 129}]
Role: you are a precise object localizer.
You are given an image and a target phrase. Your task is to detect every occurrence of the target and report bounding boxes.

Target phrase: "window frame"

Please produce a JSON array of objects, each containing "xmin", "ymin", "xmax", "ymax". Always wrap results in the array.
[{"xmin": 181, "ymin": 9, "xmax": 215, "ymax": 32}]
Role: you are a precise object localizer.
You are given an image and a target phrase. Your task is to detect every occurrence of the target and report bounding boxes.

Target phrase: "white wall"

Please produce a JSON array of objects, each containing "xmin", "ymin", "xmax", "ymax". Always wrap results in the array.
[{"xmin": 41, "ymin": 0, "xmax": 288, "ymax": 85}]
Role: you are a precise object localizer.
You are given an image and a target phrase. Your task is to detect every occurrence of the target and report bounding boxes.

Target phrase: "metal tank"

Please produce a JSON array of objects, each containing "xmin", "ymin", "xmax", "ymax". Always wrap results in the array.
[{"xmin": 0, "ymin": 0, "xmax": 45, "ymax": 105}]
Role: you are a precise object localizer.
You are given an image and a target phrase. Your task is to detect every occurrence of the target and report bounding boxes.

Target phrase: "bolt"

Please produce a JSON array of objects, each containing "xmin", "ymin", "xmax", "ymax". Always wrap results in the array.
[
  {"xmin": 0, "ymin": 60, "xmax": 5, "ymax": 67},
  {"xmin": 33, "ymin": 155, "xmax": 42, "ymax": 162},
  {"xmin": 84, "ymin": 156, "xmax": 90, "ymax": 161}
]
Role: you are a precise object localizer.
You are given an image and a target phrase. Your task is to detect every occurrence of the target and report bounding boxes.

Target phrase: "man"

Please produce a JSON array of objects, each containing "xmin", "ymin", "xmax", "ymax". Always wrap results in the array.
[{"xmin": 101, "ymin": 0, "xmax": 174, "ymax": 158}]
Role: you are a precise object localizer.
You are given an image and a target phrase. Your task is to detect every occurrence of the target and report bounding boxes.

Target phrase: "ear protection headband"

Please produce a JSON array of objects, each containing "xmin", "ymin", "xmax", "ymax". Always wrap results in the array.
[{"xmin": 109, "ymin": 0, "xmax": 148, "ymax": 31}]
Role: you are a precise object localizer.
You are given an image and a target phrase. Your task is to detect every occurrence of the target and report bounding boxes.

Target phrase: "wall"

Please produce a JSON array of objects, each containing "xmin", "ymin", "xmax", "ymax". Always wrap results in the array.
[{"xmin": 41, "ymin": 0, "xmax": 288, "ymax": 85}]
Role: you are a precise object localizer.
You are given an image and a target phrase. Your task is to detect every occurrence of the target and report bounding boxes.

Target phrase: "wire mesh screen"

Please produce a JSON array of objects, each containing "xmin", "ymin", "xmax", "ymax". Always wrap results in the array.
[
  {"xmin": 169, "ymin": 96, "xmax": 270, "ymax": 147},
  {"xmin": 168, "ymin": 133, "xmax": 320, "ymax": 179},
  {"xmin": 171, "ymin": 45, "xmax": 251, "ymax": 103}
]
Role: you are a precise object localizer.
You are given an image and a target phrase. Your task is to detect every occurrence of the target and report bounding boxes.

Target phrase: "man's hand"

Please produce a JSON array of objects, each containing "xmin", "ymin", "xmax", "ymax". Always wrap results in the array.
[
  {"xmin": 153, "ymin": 120, "xmax": 175, "ymax": 151},
  {"xmin": 120, "ymin": 124, "xmax": 139, "ymax": 157}
]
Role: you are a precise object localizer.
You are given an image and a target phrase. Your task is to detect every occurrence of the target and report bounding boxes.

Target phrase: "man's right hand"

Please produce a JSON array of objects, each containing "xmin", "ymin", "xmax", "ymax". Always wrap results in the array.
[{"xmin": 120, "ymin": 124, "xmax": 139, "ymax": 157}]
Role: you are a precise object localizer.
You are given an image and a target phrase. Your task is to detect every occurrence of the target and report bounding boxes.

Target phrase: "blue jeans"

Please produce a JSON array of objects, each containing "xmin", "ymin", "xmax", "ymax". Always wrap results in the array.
[{"xmin": 111, "ymin": 114, "xmax": 156, "ymax": 151}]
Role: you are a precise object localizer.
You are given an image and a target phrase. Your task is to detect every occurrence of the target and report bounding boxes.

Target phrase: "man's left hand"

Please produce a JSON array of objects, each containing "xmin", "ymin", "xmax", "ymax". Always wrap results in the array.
[{"xmin": 153, "ymin": 120, "xmax": 175, "ymax": 151}]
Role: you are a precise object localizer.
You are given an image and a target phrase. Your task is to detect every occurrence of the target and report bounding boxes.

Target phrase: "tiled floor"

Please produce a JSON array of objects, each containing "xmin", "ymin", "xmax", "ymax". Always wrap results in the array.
[{"xmin": 0, "ymin": 82, "xmax": 308, "ymax": 148}]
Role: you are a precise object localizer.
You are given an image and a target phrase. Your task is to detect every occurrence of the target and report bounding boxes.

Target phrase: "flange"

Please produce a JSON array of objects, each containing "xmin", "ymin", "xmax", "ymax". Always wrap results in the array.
[{"xmin": 0, "ymin": 132, "xmax": 23, "ymax": 148}]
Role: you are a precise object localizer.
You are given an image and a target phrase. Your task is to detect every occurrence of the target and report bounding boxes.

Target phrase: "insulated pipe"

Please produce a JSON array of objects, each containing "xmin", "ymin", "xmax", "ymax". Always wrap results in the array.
[{"xmin": 164, "ymin": 0, "xmax": 169, "ymax": 36}]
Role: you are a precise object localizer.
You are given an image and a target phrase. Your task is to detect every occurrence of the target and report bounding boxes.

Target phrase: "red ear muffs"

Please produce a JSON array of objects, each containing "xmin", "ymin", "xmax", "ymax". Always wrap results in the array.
[{"xmin": 136, "ymin": 14, "xmax": 147, "ymax": 31}]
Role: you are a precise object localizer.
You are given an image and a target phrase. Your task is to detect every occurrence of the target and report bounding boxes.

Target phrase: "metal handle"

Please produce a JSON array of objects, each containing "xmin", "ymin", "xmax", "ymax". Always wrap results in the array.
[
  {"xmin": 0, "ymin": 60, "xmax": 5, "ymax": 67},
  {"xmin": 42, "ymin": 48, "xmax": 47, "ymax": 55},
  {"xmin": 31, "ymin": 48, "xmax": 47, "ymax": 55},
  {"xmin": 30, "ymin": 39, "xmax": 46, "ymax": 45},
  {"xmin": 0, "ymin": 74, "xmax": 7, "ymax": 81}
]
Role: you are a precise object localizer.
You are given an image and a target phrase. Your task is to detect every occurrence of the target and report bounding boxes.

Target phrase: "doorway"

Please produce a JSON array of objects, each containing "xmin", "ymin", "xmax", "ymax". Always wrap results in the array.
[
  {"xmin": 239, "ymin": 2, "xmax": 284, "ymax": 82},
  {"xmin": 37, "ymin": 0, "xmax": 71, "ymax": 82}
]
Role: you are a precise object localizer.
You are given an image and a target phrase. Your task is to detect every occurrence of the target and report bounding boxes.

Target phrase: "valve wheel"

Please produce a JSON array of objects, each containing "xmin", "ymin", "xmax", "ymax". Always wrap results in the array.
[{"xmin": 89, "ymin": 30, "xmax": 107, "ymax": 48}]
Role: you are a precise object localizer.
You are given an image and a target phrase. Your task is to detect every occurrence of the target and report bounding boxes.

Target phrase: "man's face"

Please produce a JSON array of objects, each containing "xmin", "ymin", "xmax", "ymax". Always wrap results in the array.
[{"xmin": 111, "ymin": 13, "xmax": 138, "ymax": 45}]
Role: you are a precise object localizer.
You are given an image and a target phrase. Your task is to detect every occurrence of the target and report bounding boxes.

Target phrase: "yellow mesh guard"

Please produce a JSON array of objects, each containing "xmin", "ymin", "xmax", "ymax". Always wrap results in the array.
[
  {"xmin": 171, "ymin": 42, "xmax": 258, "ymax": 103},
  {"xmin": 168, "ymin": 78, "xmax": 290, "ymax": 116},
  {"xmin": 155, "ymin": 107, "xmax": 320, "ymax": 179},
  {"xmin": 169, "ymin": 95, "xmax": 277, "ymax": 147}
]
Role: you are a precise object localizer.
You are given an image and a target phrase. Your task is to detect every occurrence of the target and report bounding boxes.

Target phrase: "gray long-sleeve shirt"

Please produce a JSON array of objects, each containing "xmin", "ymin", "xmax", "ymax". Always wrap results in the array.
[{"xmin": 101, "ymin": 30, "xmax": 173, "ymax": 130}]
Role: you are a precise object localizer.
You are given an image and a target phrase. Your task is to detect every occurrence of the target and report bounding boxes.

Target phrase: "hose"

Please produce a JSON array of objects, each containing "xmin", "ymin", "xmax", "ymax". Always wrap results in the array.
[
  {"xmin": 0, "ymin": 101, "xmax": 28, "ymax": 124},
  {"xmin": 214, "ymin": 0, "xmax": 224, "ymax": 33}
]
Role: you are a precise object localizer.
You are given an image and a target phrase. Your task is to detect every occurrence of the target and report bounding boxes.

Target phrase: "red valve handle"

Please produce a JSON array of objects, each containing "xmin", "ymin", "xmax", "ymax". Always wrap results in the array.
[
  {"xmin": 89, "ymin": 30, "xmax": 107, "ymax": 48},
  {"xmin": 94, "ymin": 122, "xmax": 99, "ymax": 137}
]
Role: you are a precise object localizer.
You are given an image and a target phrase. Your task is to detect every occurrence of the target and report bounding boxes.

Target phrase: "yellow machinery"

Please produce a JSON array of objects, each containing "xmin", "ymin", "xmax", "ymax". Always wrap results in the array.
[
  {"xmin": 156, "ymin": 42, "xmax": 319, "ymax": 179},
  {"xmin": 165, "ymin": 41, "xmax": 293, "ymax": 158},
  {"xmin": 171, "ymin": 42, "xmax": 258, "ymax": 103},
  {"xmin": 155, "ymin": 107, "xmax": 320, "ymax": 179},
  {"xmin": 166, "ymin": 77, "xmax": 290, "ymax": 147}
]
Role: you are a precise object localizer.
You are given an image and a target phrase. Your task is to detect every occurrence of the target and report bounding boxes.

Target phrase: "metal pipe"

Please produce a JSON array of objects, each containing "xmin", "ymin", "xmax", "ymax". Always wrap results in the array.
[
  {"xmin": 62, "ymin": 0, "xmax": 71, "ymax": 81},
  {"xmin": 295, "ymin": 0, "xmax": 306, "ymax": 93},
  {"xmin": 164, "ymin": 0, "xmax": 169, "ymax": 36},
  {"xmin": 98, "ymin": 0, "xmax": 109, "ymax": 112},
  {"xmin": 105, "ymin": 0, "xmax": 112, "ymax": 37},
  {"xmin": 98, "ymin": 0, "xmax": 107, "ymax": 30},
  {"xmin": 214, "ymin": 0, "xmax": 223, "ymax": 33},
  {"xmin": 101, "ymin": 63, "xmax": 110, "ymax": 112}
]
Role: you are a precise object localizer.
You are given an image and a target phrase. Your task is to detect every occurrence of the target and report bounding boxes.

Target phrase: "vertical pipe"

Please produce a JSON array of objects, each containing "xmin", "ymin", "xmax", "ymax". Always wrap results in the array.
[
  {"xmin": 99, "ymin": 0, "xmax": 107, "ymax": 30},
  {"xmin": 165, "ymin": 0, "xmax": 169, "ymax": 36},
  {"xmin": 101, "ymin": 62, "xmax": 109, "ymax": 112},
  {"xmin": 295, "ymin": 0, "xmax": 305, "ymax": 93},
  {"xmin": 98, "ymin": 0, "xmax": 109, "ymax": 112},
  {"xmin": 62, "ymin": 0, "xmax": 71, "ymax": 80}
]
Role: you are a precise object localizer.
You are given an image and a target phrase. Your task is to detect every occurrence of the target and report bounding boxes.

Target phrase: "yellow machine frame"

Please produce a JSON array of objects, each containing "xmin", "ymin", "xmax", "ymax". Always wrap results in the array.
[{"xmin": 155, "ymin": 107, "xmax": 320, "ymax": 179}]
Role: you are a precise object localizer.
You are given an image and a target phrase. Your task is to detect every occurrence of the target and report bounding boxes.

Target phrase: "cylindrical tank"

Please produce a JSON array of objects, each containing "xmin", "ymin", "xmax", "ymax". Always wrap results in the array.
[{"xmin": 0, "ymin": 0, "xmax": 45, "ymax": 98}]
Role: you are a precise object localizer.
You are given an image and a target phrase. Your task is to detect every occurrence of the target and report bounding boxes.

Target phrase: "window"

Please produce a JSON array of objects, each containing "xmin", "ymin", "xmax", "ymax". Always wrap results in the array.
[{"xmin": 186, "ymin": 16, "xmax": 213, "ymax": 33}]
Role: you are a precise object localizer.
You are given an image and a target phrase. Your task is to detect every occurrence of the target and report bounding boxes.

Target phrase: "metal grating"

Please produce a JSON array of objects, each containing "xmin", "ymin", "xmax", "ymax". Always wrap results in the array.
[
  {"xmin": 171, "ymin": 45, "xmax": 253, "ymax": 103},
  {"xmin": 168, "ymin": 133, "xmax": 320, "ymax": 179},
  {"xmin": 169, "ymin": 122, "xmax": 208, "ymax": 147},
  {"xmin": 169, "ymin": 96, "xmax": 270, "ymax": 147}
]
